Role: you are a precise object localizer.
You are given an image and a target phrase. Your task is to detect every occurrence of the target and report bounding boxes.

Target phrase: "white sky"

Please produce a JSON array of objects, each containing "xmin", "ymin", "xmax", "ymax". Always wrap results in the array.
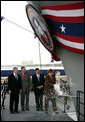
[{"xmin": 1, "ymin": 1, "xmax": 62, "ymax": 65}]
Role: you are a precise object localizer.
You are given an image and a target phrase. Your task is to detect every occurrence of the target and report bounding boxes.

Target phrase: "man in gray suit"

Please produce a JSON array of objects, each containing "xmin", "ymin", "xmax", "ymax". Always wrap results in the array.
[{"xmin": 20, "ymin": 66, "xmax": 32, "ymax": 111}]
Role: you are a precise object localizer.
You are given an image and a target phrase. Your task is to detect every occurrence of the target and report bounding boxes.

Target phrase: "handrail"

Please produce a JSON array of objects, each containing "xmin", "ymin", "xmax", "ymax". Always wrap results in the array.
[
  {"xmin": 1, "ymin": 80, "xmax": 7, "ymax": 121},
  {"xmin": 76, "ymin": 90, "xmax": 84, "ymax": 121}
]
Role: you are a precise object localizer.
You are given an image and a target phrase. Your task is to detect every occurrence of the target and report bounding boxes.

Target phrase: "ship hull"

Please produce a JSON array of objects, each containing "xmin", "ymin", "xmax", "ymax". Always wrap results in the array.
[{"xmin": 26, "ymin": 1, "xmax": 84, "ymax": 92}]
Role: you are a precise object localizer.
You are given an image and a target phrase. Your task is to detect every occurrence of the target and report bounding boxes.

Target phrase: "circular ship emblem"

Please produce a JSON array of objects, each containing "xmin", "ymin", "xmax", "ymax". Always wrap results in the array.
[{"xmin": 26, "ymin": 4, "xmax": 54, "ymax": 52}]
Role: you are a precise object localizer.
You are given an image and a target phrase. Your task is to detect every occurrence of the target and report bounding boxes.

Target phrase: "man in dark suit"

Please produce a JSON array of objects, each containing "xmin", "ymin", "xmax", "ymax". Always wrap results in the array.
[
  {"xmin": 32, "ymin": 68, "xmax": 45, "ymax": 111},
  {"xmin": 8, "ymin": 67, "xmax": 22, "ymax": 114}
]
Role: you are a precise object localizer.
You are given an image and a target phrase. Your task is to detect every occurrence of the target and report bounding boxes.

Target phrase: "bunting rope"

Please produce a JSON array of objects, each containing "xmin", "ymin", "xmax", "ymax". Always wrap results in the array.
[
  {"xmin": 1, "ymin": 16, "xmax": 44, "ymax": 69},
  {"xmin": 1, "ymin": 16, "xmax": 34, "ymax": 34},
  {"xmin": 1, "ymin": 16, "xmax": 53, "ymax": 66}
]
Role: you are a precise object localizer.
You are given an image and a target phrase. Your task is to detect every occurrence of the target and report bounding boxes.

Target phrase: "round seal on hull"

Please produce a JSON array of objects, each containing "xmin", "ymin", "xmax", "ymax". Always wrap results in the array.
[{"xmin": 26, "ymin": 4, "xmax": 55, "ymax": 53}]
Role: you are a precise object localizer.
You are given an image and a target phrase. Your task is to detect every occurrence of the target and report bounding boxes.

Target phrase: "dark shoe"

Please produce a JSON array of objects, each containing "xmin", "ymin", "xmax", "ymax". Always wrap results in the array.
[
  {"xmin": 55, "ymin": 110, "xmax": 58, "ymax": 114},
  {"xmin": 10, "ymin": 111, "xmax": 14, "ymax": 114},
  {"xmin": 40, "ymin": 108, "xmax": 43, "ymax": 111},
  {"xmin": 22, "ymin": 108, "xmax": 24, "ymax": 111},
  {"xmin": 26, "ymin": 108, "xmax": 29, "ymax": 111},
  {"xmin": 15, "ymin": 111, "xmax": 19, "ymax": 113},
  {"xmin": 36, "ymin": 108, "xmax": 40, "ymax": 111}
]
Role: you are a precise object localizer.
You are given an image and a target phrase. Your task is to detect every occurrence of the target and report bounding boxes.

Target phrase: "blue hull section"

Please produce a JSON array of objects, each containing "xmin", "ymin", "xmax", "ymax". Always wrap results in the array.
[{"xmin": 1, "ymin": 69, "xmax": 65, "ymax": 77}]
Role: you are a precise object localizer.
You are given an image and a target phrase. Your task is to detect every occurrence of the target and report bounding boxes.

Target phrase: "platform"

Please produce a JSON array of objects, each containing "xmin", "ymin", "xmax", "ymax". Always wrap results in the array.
[{"xmin": 2, "ymin": 92, "xmax": 74, "ymax": 121}]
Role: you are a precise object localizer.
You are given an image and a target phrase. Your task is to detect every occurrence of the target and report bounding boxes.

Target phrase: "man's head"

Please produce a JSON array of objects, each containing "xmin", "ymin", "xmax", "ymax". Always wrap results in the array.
[
  {"xmin": 48, "ymin": 69, "xmax": 54, "ymax": 77},
  {"xmin": 13, "ymin": 67, "xmax": 18, "ymax": 74},
  {"xmin": 21, "ymin": 66, "xmax": 26, "ymax": 73},
  {"xmin": 35, "ymin": 68, "xmax": 40, "ymax": 75}
]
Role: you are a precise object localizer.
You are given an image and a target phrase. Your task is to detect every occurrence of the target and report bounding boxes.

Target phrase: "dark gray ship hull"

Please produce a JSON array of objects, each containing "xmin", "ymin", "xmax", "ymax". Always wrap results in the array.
[
  {"xmin": 26, "ymin": 1, "xmax": 84, "ymax": 92},
  {"xmin": 26, "ymin": 2, "xmax": 84, "ymax": 120}
]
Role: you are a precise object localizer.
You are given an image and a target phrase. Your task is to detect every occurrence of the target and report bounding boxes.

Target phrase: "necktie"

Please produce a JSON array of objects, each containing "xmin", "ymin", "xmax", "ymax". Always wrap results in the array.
[
  {"xmin": 24, "ymin": 73, "xmax": 26, "ymax": 80},
  {"xmin": 38, "ymin": 75, "xmax": 40, "ymax": 81},
  {"xmin": 15, "ymin": 75, "xmax": 18, "ymax": 80}
]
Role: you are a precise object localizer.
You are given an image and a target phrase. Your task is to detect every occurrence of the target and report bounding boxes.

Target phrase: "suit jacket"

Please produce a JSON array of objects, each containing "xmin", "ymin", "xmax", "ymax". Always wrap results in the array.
[
  {"xmin": 8, "ymin": 73, "xmax": 22, "ymax": 93},
  {"xmin": 19, "ymin": 72, "xmax": 31, "ymax": 92},
  {"xmin": 32, "ymin": 74, "xmax": 45, "ymax": 94}
]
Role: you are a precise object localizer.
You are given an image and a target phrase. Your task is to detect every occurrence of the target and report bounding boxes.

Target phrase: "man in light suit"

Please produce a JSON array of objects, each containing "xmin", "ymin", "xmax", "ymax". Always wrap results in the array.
[{"xmin": 19, "ymin": 66, "xmax": 31, "ymax": 111}]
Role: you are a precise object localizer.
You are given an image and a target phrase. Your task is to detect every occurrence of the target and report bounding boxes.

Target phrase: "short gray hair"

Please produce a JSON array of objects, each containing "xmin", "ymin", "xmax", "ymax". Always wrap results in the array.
[{"xmin": 13, "ymin": 67, "xmax": 18, "ymax": 70}]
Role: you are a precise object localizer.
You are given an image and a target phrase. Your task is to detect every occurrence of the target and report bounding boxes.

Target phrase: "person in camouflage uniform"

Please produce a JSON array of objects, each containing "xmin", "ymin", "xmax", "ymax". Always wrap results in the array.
[{"xmin": 44, "ymin": 69, "xmax": 58, "ymax": 114}]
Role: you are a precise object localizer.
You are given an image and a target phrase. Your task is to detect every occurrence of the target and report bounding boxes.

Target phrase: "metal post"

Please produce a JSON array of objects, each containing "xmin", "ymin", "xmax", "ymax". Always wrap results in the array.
[
  {"xmin": 77, "ymin": 91, "xmax": 80, "ymax": 121},
  {"xmin": 63, "ymin": 96, "xmax": 67, "ymax": 113},
  {"xmin": 78, "ymin": 92, "xmax": 80, "ymax": 121},
  {"xmin": 76, "ymin": 91, "xmax": 78, "ymax": 120},
  {"xmin": 77, "ymin": 91, "xmax": 82, "ymax": 121},
  {"xmin": 63, "ymin": 96, "xmax": 66, "ymax": 113},
  {"xmin": 38, "ymin": 40, "xmax": 42, "ymax": 70}
]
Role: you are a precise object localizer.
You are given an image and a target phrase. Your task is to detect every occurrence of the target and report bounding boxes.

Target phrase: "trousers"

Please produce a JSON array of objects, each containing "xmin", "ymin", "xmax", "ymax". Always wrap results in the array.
[
  {"xmin": 10, "ymin": 92, "xmax": 19, "ymax": 112},
  {"xmin": 45, "ymin": 89, "xmax": 57, "ymax": 111},
  {"xmin": 21, "ymin": 90, "xmax": 29, "ymax": 109}
]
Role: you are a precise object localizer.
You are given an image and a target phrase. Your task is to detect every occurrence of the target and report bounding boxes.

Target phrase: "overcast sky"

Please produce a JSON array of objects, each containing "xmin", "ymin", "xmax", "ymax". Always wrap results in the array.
[{"xmin": 1, "ymin": 1, "xmax": 62, "ymax": 66}]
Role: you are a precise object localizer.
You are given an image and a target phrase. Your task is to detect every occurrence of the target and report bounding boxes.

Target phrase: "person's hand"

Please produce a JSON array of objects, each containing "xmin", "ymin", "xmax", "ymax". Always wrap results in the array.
[
  {"xmin": 37, "ymin": 86, "xmax": 41, "ymax": 89},
  {"xmin": 8, "ymin": 90, "xmax": 11, "ymax": 94},
  {"xmin": 52, "ymin": 84, "xmax": 54, "ymax": 87},
  {"xmin": 40, "ymin": 85, "xmax": 43, "ymax": 88},
  {"xmin": 20, "ymin": 89, "xmax": 22, "ymax": 93},
  {"xmin": 37, "ymin": 86, "xmax": 40, "ymax": 89},
  {"xmin": 37, "ymin": 86, "xmax": 43, "ymax": 89},
  {"xmin": 30, "ymin": 86, "xmax": 32, "ymax": 90}
]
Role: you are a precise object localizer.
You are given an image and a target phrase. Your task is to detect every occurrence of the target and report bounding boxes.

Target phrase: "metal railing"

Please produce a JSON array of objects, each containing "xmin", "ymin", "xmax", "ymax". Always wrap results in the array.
[
  {"xmin": 1, "ymin": 80, "xmax": 7, "ymax": 121},
  {"xmin": 76, "ymin": 90, "xmax": 84, "ymax": 121}
]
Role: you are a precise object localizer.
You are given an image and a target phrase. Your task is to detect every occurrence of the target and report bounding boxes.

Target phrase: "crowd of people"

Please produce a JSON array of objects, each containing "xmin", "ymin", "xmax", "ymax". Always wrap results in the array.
[{"xmin": 8, "ymin": 66, "xmax": 58, "ymax": 114}]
